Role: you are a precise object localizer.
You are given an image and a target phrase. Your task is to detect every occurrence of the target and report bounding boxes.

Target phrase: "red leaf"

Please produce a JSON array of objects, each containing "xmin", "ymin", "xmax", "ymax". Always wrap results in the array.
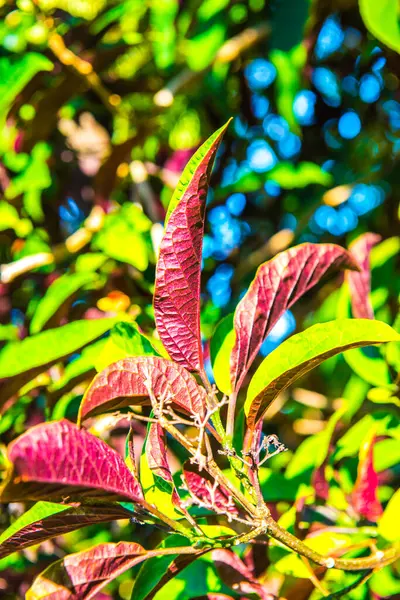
[
  {"xmin": 28, "ymin": 542, "xmax": 199, "ymax": 600},
  {"xmin": 183, "ymin": 463, "xmax": 238, "ymax": 515},
  {"xmin": 213, "ymin": 549, "xmax": 274, "ymax": 600},
  {"xmin": 0, "ymin": 504, "xmax": 131, "ymax": 559},
  {"xmin": 347, "ymin": 233, "xmax": 381, "ymax": 320},
  {"xmin": 0, "ymin": 420, "xmax": 143, "ymax": 503},
  {"xmin": 230, "ymin": 243, "xmax": 358, "ymax": 391},
  {"xmin": 352, "ymin": 430, "xmax": 383, "ymax": 522},
  {"xmin": 146, "ymin": 422, "xmax": 182, "ymax": 508},
  {"xmin": 79, "ymin": 356, "xmax": 207, "ymax": 422},
  {"xmin": 154, "ymin": 122, "xmax": 230, "ymax": 373}
]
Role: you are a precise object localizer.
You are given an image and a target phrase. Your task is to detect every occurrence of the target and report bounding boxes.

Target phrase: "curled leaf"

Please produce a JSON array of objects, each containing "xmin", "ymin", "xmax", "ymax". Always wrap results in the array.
[
  {"xmin": 352, "ymin": 428, "xmax": 383, "ymax": 522},
  {"xmin": 1, "ymin": 419, "xmax": 143, "ymax": 503},
  {"xmin": 347, "ymin": 232, "xmax": 381, "ymax": 320},
  {"xmin": 79, "ymin": 356, "xmax": 207, "ymax": 422},
  {"xmin": 140, "ymin": 422, "xmax": 182, "ymax": 518},
  {"xmin": 231, "ymin": 243, "xmax": 358, "ymax": 392},
  {"xmin": 154, "ymin": 121, "xmax": 230, "ymax": 372}
]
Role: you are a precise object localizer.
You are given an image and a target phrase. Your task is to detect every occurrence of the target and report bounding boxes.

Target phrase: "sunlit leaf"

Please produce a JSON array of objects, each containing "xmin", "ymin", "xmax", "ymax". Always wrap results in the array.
[
  {"xmin": 267, "ymin": 162, "xmax": 333, "ymax": 189},
  {"xmin": 0, "ymin": 501, "xmax": 131, "ymax": 559},
  {"xmin": 1, "ymin": 419, "xmax": 144, "ymax": 503},
  {"xmin": 210, "ymin": 314, "xmax": 235, "ymax": 395},
  {"xmin": 231, "ymin": 243, "xmax": 358, "ymax": 392},
  {"xmin": 95, "ymin": 322, "xmax": 160, "ymax": 372},
  {"xmin": 270, "ymin": 44, "xmax": 306, "ymax": 133},
  {"xmin": 154, "ymin": 121, "xmax": 230, "ymax": 372},
  {"xmin": 378, "ymin": 488, "xmax": 400, "ymax": 542},
  {"xmin": 27, "ymin": 541, "xmax": 196, "ymax": 600},
  {"xmin": 347, "ymin": 232, "xmax": 381, "ymax": 320},
  {"xmin": 245, "ymin": 319, "xmax": 399, "ymax": 428},
  {"xmin": 359, "ymin": 0, "xmax": 400, "ymax": 53},
  {"xmin": 93, "ymin": 203, "xmax": 152, "ymax": 271},
  {"xmin": 131, "ymin": 535, "xmax": 206, "ymax": 600},
  {"xmin": 0, "ymin": 318, "xmax": 119, "ymax": 403},
  {"xmin": 140, "ymin": 422, "xmax": 182, "ymax": 519},
  {"xmin": 80, "ymin": 356, "xmax": 207, "ymax": 422},
  {"xmin": 0, "ymin": 53, "xmax": 53, "ymax": 140},
  {"xmin": 352, "ymin": 428, "xmax": 383, "ymax": 521}
]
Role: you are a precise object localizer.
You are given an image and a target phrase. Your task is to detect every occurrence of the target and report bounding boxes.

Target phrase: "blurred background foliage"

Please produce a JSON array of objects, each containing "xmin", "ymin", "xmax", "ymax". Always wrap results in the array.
[{"xmin": 0, "ymin": 0, "xmax": 399, "ymax": 598}]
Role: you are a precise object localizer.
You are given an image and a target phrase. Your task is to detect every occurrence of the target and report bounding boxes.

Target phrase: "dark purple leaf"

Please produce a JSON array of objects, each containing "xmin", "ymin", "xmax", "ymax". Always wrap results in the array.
[
  {"xmin": 230, "ymin": 243, "xmax": 358, "ymax": 391},
  {"xmin": 154, "ymin": 122, "xmax": 230, "ymax": 373},
  {"xmin": 347, "ymin": 232, "xmax": 381, "ymax": 319},
  {"xmin": 0, "ymin": 420, "xmax": 143, "ymax": 503},
  {"xmin": 79, "ymin": 356, "xmax": 207, "ymax": 422},
  {"xmin": 183, "ymin": 463, "xmax": 238, "ymax": 516},
  {"xmin": 213, "ymin": 549, "xmax": 274, "ymax": 600},
  {"xmin": 28, "ymin": 542, "xmax": 199, "ymax": 600},
  {"xmin": 352, "ymin": 430, "xmax": 383, "ymax": 521},
  {"xmin": 0, "ymin": 502, "xmax": 131, "ymax": 559}
]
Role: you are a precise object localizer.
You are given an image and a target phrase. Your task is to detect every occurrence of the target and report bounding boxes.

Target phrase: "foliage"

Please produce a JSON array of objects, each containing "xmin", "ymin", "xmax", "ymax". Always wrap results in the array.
[{"xmin": 0, "ymin": 0, "xmax": 399, "ymax": 599}]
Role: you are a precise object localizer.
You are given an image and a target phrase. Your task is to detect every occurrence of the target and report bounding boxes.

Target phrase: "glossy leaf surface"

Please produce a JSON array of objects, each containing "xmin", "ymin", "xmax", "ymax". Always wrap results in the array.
[
  {"xmin": 80, "ymin": 356, "xmax": 207, "ymax": 422},
  {"xmin": 140, "ymin": 422, "xmax": 181, "ymax": 519},
  {"xmin": 0, "ymin": 501, "xmax": 131, "ymax": 559},
  {"xmin": 352, "ymin": 429, "xmax": 383, "ymax": 521},
  {"xmin": 210, "ymin": 313, "xmax": 235, "ymax": 395},
  {"xmin": 347, "ymin": 232, "xmax": 381, "ymax": 320},
  {"xmin": 245, "ymin": 319, "xmax": 400, "ymax": 428},
  {"xmin": 231, "ymin": 243, "xmax": 358, "ymax": 391},
  {"xmin": 154, "ymin": 121, "xmax": 230, "ymax": 372},
  {"xmin": 1, "ymin": 420, "xmax": 144, "ymax": 503}
]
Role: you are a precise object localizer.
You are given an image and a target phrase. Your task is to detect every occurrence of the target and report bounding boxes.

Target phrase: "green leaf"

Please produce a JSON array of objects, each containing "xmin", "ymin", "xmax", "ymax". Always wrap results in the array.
[
  {"xmin": 0, "ymin": 501, "xmax": 67, "ymax": 546},
  {"xmin": 267, "ymin": 162, "xmax": 333, "ymax": 189},
  {"xmin": 0, "ymin": 54, "xmax": 53, "ymax": 135},
  {"xmin": 165, "ymin": 120, "xmax": 232, "ymax": 224},
  {"xmin": 131, "ymin": 535, "xmax": 193, "ymax": 600},
  {"xmin": 335, "ymin": 412, "xmax": 400, "ymax": 461},
  {"xmin": 94, "ymin": 322, "xmax": 160, "ymax": 372},
  {"xmin": 30, "ymin": 272, "xmax": 97, "ymax": 334},
  {"xmin": 378, "ymin": 489, "xmax": 400, "ymax": 542},
  {"xmin": 359, "ymin": 0, "xmax": 400, "ymax": 54},
  {"xmin": 50, "ymin": 338, "xmax": 108, "ymax": 393},
  {"xmin": 0, "ymin": 318, "xmax": 119, "ymax": 380},
  {"xmin": 75, "ymin": 252, "xmax": 108, "ymax": 272},
  {"xmin": 139, "ymin": 422, "xmax": 181, "ymax": 520},
  {"xmin": 93, "ymin": 203, "xmax": 152, "ymax": 271},
  {"xmin": 210, "ymin": 313, "xmax": 235, "ymax": 395},
  {"xmin": 343, "ymin": 346, "xmax": 393, "ymax": 388},
  {"xmin": 245, "ymin": 319, "xmax": 400, "ymax": 427},
  {"xmin": 185, "ymin": 22, "xmax": 226, "ymax": 71},
  {"xmin": 150, "ymin": 0, "xmax": 178, "ymax": 69},
  {"xmin": 270, "ymin": 44, "xmax": 306, "ymax": 134}
]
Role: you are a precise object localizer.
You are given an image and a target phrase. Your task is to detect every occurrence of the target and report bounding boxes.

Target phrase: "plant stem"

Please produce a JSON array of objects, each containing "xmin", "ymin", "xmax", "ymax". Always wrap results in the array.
[
  {"xmin": 225, "ymin": 391, "xmax": 237, "ymax": 441},
  {"xmin": 265, "ymin": 515, "xmax": 400, "ymax": 571}
]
